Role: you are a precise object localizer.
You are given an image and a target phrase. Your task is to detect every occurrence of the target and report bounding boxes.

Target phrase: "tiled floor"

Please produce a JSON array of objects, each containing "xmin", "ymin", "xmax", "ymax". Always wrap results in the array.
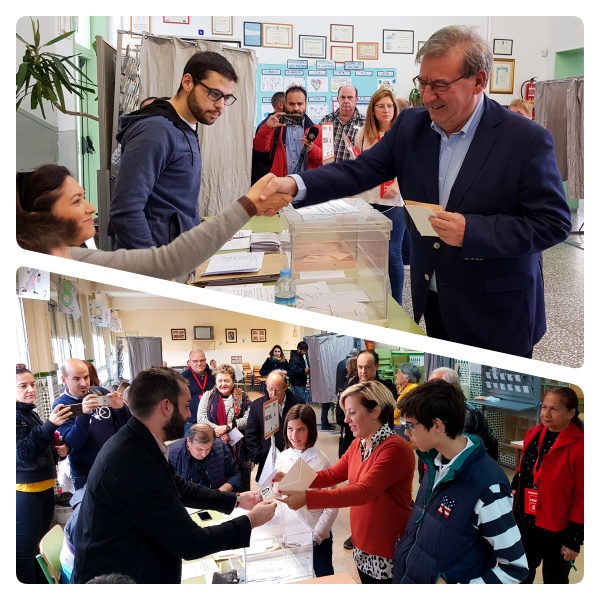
[
  {"xmin": 253, "ymin": 423, "xmax": 584, "ymax": 584},
  {"xmin": 400, "ymin": 207, "xmax": 584, "ymax": 367}
]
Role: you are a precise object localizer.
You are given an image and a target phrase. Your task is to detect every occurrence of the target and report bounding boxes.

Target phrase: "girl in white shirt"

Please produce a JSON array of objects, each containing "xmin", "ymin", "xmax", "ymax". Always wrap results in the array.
[{"xmin": 275, "ymin": 404, "xmax": 338, "ymax": 577}]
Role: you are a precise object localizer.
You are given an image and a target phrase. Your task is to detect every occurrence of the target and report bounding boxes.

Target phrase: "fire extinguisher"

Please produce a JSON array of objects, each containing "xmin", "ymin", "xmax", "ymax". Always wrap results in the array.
[{"xmin": 521, "ymin": 77, "xmax": 537, "ymax": 120}]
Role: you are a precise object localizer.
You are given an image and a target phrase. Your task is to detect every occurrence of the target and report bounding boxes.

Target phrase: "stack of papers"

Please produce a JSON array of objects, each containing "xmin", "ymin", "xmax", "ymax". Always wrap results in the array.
[
  {"xmin": 250, "ymin": 232, "xmax": 281, "ymax": 252},
  {"xmin": 295, "ymin": 281, "xmax": 370, "ymax": 320},
  {"xmin": 295, "ymin": 199, "xmax": 360, "ymax": 215},
  {"xmin": 202, "ymin": 252, "xmax": 265, "ymax": 276},
  {"xmin": 208, "ymin": 284, "xmax": 275, "ymax": 302}
]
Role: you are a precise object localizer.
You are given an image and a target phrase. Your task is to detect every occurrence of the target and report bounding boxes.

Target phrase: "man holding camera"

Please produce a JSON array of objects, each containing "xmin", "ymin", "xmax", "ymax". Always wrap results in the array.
[
  {"xmin": 52, "ymin": 358, "xmax": 130, "ymax": 490},
  {"xmin": 252, "ymin": 85, "xmax": 322, "ymax": 177}
]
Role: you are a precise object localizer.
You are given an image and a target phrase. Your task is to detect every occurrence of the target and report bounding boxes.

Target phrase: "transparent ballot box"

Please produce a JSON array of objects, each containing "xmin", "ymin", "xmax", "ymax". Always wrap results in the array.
[
  {"xmin": 282, "ymin": 198, "xmax": 392, "ymax": 325},
  {"xmin": 182, "ymin": 505, "xmax": 313, "ymax": 584}
]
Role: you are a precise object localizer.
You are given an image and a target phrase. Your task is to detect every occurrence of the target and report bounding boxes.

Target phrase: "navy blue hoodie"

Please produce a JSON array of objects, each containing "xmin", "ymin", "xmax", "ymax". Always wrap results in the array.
[{"xmin": 109, "ymin": 99, "xmax": 202, "ymax": 249}]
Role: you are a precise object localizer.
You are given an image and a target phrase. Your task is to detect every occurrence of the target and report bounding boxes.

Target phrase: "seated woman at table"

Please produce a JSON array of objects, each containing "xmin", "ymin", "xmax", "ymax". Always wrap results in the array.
[
  {"xmin": 512, "ymin": 386, "xmax": 584, "ymax": 583},
  {"xmin": 16, "ymin": 166, "xmax": 292, "ymax": 281},
  {"xmin": 275, "ymin": 404, "xmax": 338, "ymax": 578},
  {"xmin": 259, "ymin": 345, "xmax": 289, "ymax": 377},
  {"xmin": 197, "ymin": 364, "xmax": 252, "ymax": 491},
  {"xmin": 168, "ymin": 424, "xmax": 241, "ymax": 492},
  {"xmin": 276, "ymin": 380, "xmax": 415, "ymax": 584}
]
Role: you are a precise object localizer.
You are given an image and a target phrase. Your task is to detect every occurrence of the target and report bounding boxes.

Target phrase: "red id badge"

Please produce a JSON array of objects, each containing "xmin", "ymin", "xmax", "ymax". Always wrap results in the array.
[
  {"xmin": 524, "ymin": 488, "xmax": 539, "ymax": 515},
  {"xmin": 380, "ymin": 180, "xmax": 394, "ymax": 198}
]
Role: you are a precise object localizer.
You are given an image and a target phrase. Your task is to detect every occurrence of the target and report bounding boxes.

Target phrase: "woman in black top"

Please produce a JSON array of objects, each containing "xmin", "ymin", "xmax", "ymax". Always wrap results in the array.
[
  {"xmin": 259, "ymin": 345, "xmax": 289, "ymax": 377},
  {"xmin": 16, "ymin": 365, "xmax": 71, "ymax": 583}
]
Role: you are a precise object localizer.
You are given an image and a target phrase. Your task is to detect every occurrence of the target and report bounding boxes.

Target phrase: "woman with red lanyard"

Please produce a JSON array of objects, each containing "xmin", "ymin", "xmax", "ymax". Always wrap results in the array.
[
  {"xmin": 512, "ymin": 386, "xmax": 584, "ymax": 583},
  {"xmin": 197, "ymin": 364, "xmax": 252, "ymax": 491},
  {"xmin": 354, "ymin": 88, "xmax": 405, "ymax": 305}
]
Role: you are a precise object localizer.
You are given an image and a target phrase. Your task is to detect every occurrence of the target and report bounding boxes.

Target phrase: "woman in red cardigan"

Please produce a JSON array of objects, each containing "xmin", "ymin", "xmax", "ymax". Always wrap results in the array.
[
  {"xmin": 512, "ymin": 386, "xmax": 584, "ymax": 583},
  {"xmin": 276, "ymin": 380, "xmax": 415, "ymax": 583}
]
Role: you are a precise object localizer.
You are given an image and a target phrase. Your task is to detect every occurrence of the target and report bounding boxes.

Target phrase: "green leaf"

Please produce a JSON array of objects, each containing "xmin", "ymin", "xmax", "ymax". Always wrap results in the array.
[
  {"xmin": 51, "ymin": 71, "xmax": 66, "ymax": 108},
  {"xmin": 16, "ymin": 33, "xmax": 28, "ymax": 45},
  {"xmin": 42, "ymin": 30, "xmax": 76, "ymax": 48},
  {"xmin": 16, "ymin": 62, "xmax": 29, "ymax": 92},
  {"xmin": 33, "ymin": 18, "xmax": 40, "ymax": 48}
]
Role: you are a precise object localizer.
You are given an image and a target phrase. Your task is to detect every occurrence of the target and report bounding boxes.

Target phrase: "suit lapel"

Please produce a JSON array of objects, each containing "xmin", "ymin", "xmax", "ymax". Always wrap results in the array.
[{"xmin": 446, "ymin": 97, "xmax": 501, "ymax": 213}]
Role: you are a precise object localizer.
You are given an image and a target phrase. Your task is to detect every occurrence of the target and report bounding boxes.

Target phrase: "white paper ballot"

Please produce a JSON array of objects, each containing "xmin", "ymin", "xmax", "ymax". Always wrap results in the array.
[
  {"xmin": 295, "ymin": 199, "xmax": 359, "ymax": 215},
  {"xmin": 404, "ymin": 202, "xmax": 442, "ymax": 237},
  {"xmin": 232, "ymin": 229, "xmax": 252, "ymax": 238},
  {"xmin": 278, "ymin": 458, "xmax": 317, "ymax": 492},
  {"xmin": 218, "ymin": 237, "xmax": 251, "ymax": 252},
  {"xmin": 202, "ymin": 252, "xmax": 265, "ymax": 275},
  {"xmin": 181, "ymin": 557, "xmax": 219, "ymax": 581},
  {"xmin": 227, "ymin": 427, "xmax": 244, "ymax": 446}
]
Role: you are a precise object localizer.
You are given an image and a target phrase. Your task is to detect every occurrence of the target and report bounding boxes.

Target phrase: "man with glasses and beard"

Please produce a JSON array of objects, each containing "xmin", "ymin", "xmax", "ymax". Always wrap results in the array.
[
  {"xmin": 109, "ymin": 51, "xmax": 238, "ymax": 249},
  {"xmin": 253, "ymin": 85, "xmax": 322, "ymax": 177},
  {"xmin": 72, "ymin": 367, "xmax": 276, "ymax": 584}
]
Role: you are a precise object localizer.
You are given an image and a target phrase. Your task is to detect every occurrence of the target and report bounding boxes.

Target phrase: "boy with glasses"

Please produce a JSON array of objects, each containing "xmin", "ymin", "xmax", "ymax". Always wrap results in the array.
[{"xmin": 393, "ymin": 379, "xmax": 528, "ymax": 584}]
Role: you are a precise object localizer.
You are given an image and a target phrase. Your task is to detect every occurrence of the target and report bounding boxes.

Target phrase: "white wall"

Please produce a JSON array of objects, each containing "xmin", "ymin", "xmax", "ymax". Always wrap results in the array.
[{"xmin": 125, "ymin": 15, "xmax": 583, "ymax": 103}]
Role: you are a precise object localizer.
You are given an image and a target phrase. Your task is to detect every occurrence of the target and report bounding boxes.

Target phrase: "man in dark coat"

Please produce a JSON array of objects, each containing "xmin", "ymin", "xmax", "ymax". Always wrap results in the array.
[
  {"xmin": 256, "ymin": 25, "xmax": 571, "ymax": 357},
  {"xmin": 72, "ymin": 367, "xmax": 275, "ymax": 584},
  {"xmin": 181, "ymin": 349, "xmax": 215, "ymax": 435},
  {"xmin": 245, "ymin": 370, "xmax": 305, "ymax": 481}
]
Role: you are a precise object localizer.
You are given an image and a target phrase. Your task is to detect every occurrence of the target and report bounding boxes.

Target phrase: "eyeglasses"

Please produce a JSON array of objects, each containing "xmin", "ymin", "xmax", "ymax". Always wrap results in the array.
[
  {"xmin": 401, "ymin": 420, "xmax": 420, "ymax": 434},
  {"xmin": 412, "ymin": 74, "xmax": 467, "ymax": 95},
  {"xmin": 193, "ymin": 79, "xmax": 237, "ymax": 106},
  {"xmin": 374, "ymin": 104, "xmax": 396, "ymax": 110},
  {"xmin": 266, "ymin": 387, "xmax": 284, "ymax": 394}
]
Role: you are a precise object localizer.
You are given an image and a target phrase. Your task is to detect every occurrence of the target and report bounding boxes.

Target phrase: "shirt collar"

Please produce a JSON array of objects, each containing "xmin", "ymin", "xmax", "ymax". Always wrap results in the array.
[
  {"xmin": 430, "ymin": 94, "xmax": 484, "ymax": 139},
  {"xmin": 151, "ymin": 432, "xmax": 170, "ymax": 461}
]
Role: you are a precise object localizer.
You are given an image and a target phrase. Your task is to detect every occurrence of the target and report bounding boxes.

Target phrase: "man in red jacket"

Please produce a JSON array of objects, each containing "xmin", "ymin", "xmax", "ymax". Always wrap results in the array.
[{"xmin": 253, "ymin": 85, "xmax": 322, "ymax": 176}]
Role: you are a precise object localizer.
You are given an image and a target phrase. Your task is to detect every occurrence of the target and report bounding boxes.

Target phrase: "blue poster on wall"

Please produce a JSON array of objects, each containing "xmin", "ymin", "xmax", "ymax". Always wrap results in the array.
[{"xmin": 254, "ymin": 63, "xmax": 397, "ymax": 127}]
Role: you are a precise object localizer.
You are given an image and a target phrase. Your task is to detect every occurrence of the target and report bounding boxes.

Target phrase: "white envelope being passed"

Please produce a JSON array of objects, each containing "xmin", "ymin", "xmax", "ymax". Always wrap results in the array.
[{"xmin": 277, "ymin": 458, "xmax": 317, "ymax": 492}]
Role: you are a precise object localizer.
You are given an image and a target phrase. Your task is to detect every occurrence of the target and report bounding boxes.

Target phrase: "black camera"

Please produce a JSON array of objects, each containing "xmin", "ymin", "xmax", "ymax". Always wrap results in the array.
[{"xmin": 279, "ymin": 114, "xmax": 303, "ymax": 126}]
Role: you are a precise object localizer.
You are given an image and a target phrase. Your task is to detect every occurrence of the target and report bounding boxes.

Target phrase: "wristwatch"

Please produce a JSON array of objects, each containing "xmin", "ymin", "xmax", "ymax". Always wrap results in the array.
[
  {"xmin": 225, "ymin": 425, "xmax": 231, "ymax": 433},
  {"xmin": 235, "ymin": 493, "xmax": 241, "ymax": 508}
]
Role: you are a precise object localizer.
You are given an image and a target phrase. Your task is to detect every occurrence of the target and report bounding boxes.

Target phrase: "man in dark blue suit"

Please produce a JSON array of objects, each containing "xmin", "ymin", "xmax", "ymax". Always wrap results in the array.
[{"xmin": 259, "ymin": 25, "xmax": 571, "ymax": 357}]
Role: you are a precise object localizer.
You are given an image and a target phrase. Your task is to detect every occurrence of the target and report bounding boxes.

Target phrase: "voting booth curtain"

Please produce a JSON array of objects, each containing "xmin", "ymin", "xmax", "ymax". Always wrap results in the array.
[
  {"xmin": 535, "ymin": 77, "xmax": 584, "ymax": 199},
  {"xmin": 127, "ymin": 336, "xmax": 163, "ymax": 380},
  {"xmin": 139, "ymin": 34, "xmax": 258, "ymax": 216},
  {"xmin": 305, "ymin": 334, "xmax": 357, "ymax": 405}
]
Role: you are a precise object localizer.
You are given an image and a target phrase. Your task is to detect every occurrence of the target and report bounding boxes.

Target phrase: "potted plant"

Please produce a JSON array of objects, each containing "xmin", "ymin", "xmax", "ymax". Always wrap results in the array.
[{"xmin": 16, "ymin": 17, "xmax": 98, "ymax": 121}]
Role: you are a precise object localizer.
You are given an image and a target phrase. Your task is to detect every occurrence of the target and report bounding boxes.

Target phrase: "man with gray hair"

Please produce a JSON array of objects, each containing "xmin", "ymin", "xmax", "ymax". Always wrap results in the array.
[
  {"xmin": 72, "ymin": 367, "xmax": 275, "ymax": 584},
  {"xmin": 321, "ymin": 85, "xmax": 365, "ymax": 162},
  {"xmin": 429, "ymin": 366, "xmax": 498, "ymax": 460},
  {"xmin": 259, "ymin": 24, "xmax": 571, "ymax": 357}
]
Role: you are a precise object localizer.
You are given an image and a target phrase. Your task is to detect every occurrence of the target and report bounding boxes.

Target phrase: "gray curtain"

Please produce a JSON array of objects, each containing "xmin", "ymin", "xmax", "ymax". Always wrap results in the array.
[
  {"xmin": 305, "ymin": 334, "xmax": 356, "ymax": 405},
  {"xmin": 139, "ymin": 34, "xmax": 258, "ymax": 215},
  {"xmin": 127, "ymin": 336, "xmax": 163, "ymax": 380},
  {"xmin": 423, "ymin": 354, "xmax": 455, "ymax": 381},
  {"xmin": 535, "ymin": 77, "xmax": 584, "ymax": 199}
]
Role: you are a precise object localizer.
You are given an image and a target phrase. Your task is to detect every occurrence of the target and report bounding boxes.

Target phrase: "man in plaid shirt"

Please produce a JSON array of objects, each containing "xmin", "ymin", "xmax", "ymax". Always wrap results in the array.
[{"xmin": 321, "ymin": 85, "xmax": 365, "ymax": 162}]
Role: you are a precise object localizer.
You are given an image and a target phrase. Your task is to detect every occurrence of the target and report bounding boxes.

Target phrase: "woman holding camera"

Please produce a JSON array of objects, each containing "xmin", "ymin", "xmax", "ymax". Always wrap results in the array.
[{"xmin": 16, "ymin": 365, "xmax": 72, "ymax": 583}]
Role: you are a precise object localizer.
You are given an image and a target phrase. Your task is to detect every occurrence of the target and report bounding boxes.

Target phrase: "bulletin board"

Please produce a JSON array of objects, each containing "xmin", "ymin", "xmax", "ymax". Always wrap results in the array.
[{"xmin": 254, "ymin": 63, "xmax": 397, "ymax": 127}]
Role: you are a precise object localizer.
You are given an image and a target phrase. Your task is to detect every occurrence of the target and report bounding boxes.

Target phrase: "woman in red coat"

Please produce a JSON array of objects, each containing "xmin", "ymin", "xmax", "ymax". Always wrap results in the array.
[
  {"xmin": 512, "ymin": 386, "xmax": 584, "ymax": 583},
  {"xmin": 276, "ymin": 380, "xmax": 415, "ymax": 584}
]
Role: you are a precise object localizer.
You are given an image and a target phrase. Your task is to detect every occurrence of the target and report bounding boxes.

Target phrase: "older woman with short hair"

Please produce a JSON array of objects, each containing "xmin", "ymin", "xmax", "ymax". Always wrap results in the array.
[
  {"xmin": 277, "ymin": 380, "xmax": 415, "ymax": 583},
  {"xmin": 197, "ymin": 364, "xmax": 252, "ymax": 491},
  {"xmin": 393, "ymin": 363, "xmax": 422, "ymax": 427}
]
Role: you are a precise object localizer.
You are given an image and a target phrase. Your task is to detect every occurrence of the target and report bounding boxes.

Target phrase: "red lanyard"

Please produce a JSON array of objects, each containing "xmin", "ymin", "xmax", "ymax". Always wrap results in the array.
[{"xmin": 190, "ymin": 371, "xmax": 208, "ymax": 394}]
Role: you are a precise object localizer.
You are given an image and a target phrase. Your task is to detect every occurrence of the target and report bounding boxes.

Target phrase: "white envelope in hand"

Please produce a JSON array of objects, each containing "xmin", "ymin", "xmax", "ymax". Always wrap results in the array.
[{"xmin": 277, "ymin": 458, "xmax": 317, "ymax": 492}]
